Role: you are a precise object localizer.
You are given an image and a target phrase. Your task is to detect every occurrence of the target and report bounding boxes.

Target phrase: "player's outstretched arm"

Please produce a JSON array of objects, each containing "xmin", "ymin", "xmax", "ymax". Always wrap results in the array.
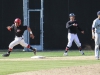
[
  {"xmin": 27, "ymin": 27, "xmax": 35, "ymax": 39},
  {"xmin": 7, "ymin": 26, "xmax": 11, "ymax": 31},
  {"xmin": 7, "ymin": 24, "xmax": 14, "ymax": 31}
]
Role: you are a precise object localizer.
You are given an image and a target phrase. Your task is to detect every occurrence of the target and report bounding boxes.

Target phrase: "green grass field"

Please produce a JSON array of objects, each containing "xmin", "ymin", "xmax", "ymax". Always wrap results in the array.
[{"xmin": 0, "ymin": 50, "xmax": 99, "ymax": 75}]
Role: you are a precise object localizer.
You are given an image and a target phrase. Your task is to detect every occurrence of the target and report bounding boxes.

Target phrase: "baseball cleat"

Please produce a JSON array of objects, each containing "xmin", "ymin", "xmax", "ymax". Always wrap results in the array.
[
  {"xmin": 2, "ymin": 53, "xmax": 10, "ymax": 57},
  {"xmin": 82, "ymin": 53, "xmax": 85, "ymax": 55},
  {"xmin": 79, "ymin": 51, "xmax": 85, "ymax": 55},
  {"xmin": 96, "ymin": 57, "xmax": 99, "ymax": 60},
  {"xmin": 95, "ymin": 56, "xmax": 99, "ymax": 60},
  {"xmin": 33, "ymin": 48, "xmax": 37, "ymax": 55},
  {"xmin": 63, "ymin": 53, "xmax": 68, "ymax": 56}
]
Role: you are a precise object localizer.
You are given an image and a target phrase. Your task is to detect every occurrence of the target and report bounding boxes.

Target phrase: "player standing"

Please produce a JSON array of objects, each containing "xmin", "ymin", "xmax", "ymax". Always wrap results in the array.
[
  {"xmin": 2, "ymin": 18, "xmax": 36, "ymax": 57},
  {"xmin": 63, "ymin": 13, "xmax": 84, "ymax": 56},
  {"xmin": 92, "ymin": 11, "xmax": 100, "ymax": 60}
]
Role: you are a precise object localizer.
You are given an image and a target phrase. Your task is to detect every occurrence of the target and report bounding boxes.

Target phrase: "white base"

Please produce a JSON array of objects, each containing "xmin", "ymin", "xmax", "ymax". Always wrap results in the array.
[{"xmin": 31, "ymin": 56, "xmax": 46, "ymax": 59}]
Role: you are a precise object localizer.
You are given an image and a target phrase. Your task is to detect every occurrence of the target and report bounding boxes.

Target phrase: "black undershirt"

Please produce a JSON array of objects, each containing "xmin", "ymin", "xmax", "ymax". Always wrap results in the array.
[
  {"xmin": 66, "ymin": 20, "xmax": 83, "ymax": 34},
  {"xmin": 11, "ymin": 24, "xmax": 27, "ymax": 37}
]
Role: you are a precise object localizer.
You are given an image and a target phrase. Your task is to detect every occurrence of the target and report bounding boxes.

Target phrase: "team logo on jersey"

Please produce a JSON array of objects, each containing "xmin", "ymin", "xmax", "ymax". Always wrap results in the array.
[{"xmin": 17, "ymin": 29, "xmax": 21, "ymax": 32}]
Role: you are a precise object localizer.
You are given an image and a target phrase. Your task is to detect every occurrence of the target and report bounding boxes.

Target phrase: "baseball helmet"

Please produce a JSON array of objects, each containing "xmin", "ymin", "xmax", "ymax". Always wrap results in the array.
[
  {"xmin": 97, "ymin": 11, "xmax": 100, "ymax": 16},
  {"xmin": 14, "ymin": 18, "xmax": 21, "ymax": 25},
  {"xmin": 69, "ymin": 13, "xmax": 75, "ymax": 17}
]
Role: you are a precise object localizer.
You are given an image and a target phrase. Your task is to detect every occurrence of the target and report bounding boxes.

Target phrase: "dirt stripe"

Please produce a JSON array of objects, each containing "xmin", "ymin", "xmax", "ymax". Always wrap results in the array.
[{"xmin": 0, "ymin": 56, "xmax": 96, "ymax": 61}]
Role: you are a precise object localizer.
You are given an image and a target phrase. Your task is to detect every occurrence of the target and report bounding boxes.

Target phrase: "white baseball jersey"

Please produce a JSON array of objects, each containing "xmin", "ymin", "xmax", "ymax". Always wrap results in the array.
[{"xmin": 92, "ymin": 18, "xmax": 100, "ymax": 33}]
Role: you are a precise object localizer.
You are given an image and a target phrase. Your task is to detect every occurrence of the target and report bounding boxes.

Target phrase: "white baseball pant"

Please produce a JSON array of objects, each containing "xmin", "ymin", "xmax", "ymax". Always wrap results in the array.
[
  {"xmin": 67, "ymin": 33, "xmax": 81, "ymax": 47},
  {"xmin": 95, "ymin": 33, "xmax": 100, "ymax": 58},
  {"xmin": 9, "ymin": 36, "xmax": 28, "ymax": 49}
]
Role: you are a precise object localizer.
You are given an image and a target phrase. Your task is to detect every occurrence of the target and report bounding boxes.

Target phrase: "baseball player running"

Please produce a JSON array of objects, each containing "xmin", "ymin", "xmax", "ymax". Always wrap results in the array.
[
  {"xmin": 92, "ymin": 11, "xmax": 100, "ymax": 60},
  {"xmin": 63, "ymin": 13, "xmax": 84, "ymax": 56},
  {"xmin": 2, "ymin": 18, "xmax": 36, "ymax": 57}
]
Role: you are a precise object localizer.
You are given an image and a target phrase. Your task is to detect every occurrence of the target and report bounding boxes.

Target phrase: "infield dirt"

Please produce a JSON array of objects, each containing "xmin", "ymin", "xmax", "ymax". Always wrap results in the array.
[{"xmin": 8, "ymin": 56, "xmax": 100, "ymax": 75}]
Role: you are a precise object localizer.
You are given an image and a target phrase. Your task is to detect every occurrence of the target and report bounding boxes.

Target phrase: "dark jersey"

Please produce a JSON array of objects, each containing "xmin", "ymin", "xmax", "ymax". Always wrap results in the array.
[
  {"xmin": 66, "ymin": 20, "xmax": 83, "ymax": 34},
  {"xmin": 11, "ymin": 24, "xmax": 27, "ymax": 37}
]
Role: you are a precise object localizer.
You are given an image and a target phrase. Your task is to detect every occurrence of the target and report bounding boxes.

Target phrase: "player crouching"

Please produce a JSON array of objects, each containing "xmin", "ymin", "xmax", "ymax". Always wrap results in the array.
[{"xmin": 2, "ymin": 18, "xmax": 36, "ymax": 57}]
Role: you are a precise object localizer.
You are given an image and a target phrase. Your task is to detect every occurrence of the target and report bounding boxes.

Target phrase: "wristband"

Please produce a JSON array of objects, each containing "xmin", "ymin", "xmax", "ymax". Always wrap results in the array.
[{"xmin": 30, "ymin": 31, "xmax": 32, "ymax": 34}]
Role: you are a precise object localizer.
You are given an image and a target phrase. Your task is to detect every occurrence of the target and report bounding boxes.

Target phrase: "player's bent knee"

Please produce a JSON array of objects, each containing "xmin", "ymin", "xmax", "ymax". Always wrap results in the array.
[
  {"xmin": 77, "ymin": 43, "xmax": 81, "ymax": 47},
  {"xmin": 9, "ymin": 45, "xmax": 14, "ymax": 49},
  {"xmin": 67, "ymin": 43, "xmax": 72, "ymax": 47},
  {"xmin": 21, "ymin": 44, "xmax": 30, "ymax": 48}
]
